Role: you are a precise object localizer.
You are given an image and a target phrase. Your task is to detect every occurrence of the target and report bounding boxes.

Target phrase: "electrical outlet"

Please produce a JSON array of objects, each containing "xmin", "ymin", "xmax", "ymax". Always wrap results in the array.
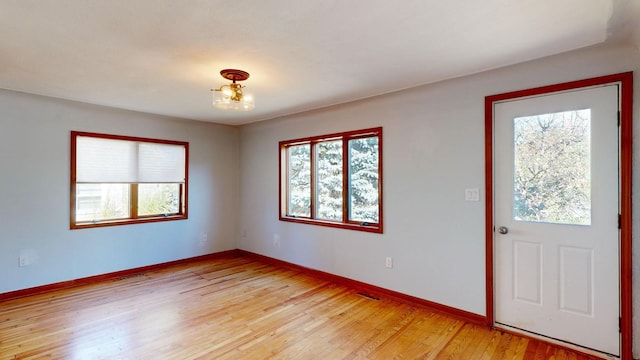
[
  {"xmin": 19, "ymin": 255, "xmax": 28, "ymax": 267},
  {"xmin": 385, "ymin": 257, "xmax": 393, "ymax": 269}
]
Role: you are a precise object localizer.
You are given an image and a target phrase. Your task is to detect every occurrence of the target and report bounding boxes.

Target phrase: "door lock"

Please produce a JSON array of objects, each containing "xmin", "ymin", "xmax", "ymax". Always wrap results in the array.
[{"xmin": 498, "ymin": 226, "xmax": 509, "ymax": 234}]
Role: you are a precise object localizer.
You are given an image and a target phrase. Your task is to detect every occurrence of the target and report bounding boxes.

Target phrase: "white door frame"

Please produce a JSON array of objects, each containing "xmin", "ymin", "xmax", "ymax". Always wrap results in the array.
[{"xmin": 484, "ymin": 72, "xmax": 633, "ymax": 359}]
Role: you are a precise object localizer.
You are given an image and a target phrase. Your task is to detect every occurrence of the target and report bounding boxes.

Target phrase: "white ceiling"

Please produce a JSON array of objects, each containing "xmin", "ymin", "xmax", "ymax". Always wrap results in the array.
[{"xmin": 0, "ymin": 0, "xmax": 637, "ymax": 126}]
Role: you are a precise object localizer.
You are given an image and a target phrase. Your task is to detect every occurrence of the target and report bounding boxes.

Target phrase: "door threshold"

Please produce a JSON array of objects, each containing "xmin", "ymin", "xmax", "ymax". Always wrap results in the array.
[{"xmin": 494, "ymin": 323, "xmax": 618, "ymax": 360}]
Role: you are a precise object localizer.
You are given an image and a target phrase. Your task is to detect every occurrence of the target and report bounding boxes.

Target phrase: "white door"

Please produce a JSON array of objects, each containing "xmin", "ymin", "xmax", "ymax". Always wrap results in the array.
[{"xmin": 494, "ymin": 85, "xmax": 620, "ymax": 356}]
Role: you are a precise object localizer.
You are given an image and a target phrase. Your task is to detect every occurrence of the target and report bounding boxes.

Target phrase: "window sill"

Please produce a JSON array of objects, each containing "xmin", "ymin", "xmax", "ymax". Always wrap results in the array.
[
  {"xmin": 71, "ymin": 214, "xmax": 187, "ymax": 230},
  {"xmin": 279, "ymin": 216, "xmax": 382, "ymax": 234}
]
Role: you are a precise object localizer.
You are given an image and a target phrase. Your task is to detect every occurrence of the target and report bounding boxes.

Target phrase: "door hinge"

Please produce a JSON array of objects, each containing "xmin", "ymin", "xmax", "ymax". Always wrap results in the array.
[
  {"xmin": 619, "ymin": 214, "xmax": 622, "ymax": 229},
  {"xmin": 619, "ymin": 316, "xmax": 622, "ymax": 333},
  {"xmin": 617, "ymin": 111, "xmax": 621, "ymax": 126}
]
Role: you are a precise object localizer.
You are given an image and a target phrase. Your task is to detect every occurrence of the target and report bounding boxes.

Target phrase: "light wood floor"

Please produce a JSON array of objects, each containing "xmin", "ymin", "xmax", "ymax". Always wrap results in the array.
[{"xmin": 0, "ymin": 256, "xmax": 602, "ymax": 359}]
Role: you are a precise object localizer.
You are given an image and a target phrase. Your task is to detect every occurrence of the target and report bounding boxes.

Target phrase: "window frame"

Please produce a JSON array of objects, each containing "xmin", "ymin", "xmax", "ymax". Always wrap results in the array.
[
  {"xmin": 279, "ymin": 127, "xmax": 383, "ymax": 233},
  {"xmin": 70, "ymin": 131, "xmax": 189, "ymax": 229}
]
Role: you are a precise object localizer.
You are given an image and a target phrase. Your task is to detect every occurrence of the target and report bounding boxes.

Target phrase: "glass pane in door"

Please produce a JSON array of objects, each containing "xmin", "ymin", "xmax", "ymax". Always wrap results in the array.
[{"xmin": 513, "ymin": 109, "xmax": 591, "ymax": 225}]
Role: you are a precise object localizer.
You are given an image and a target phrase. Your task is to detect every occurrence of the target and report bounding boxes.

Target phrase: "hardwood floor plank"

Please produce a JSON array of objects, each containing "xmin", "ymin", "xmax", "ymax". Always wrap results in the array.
[{"xmin": 0, "ymin": 256, "xmax": 608, "ymax": 359}]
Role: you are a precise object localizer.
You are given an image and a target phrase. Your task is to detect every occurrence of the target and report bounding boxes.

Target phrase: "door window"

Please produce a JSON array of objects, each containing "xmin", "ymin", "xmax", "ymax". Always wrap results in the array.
[{"xmin": 513, "ymin": 109, "xmax": 591, "ymax": 225}]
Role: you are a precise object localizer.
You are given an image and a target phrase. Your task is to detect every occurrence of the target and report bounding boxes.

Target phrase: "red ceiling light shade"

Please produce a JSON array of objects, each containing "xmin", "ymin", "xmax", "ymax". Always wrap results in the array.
[{"xmin": 211, "ymin": 69, "xmax": 255, "ymax": 111}]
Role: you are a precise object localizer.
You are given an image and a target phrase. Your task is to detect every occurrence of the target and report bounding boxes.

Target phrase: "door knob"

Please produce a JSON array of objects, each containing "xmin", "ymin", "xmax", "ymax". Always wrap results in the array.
[{"xmin": 498, "ymin": 226, "xmax": 509, "ymax": 234}]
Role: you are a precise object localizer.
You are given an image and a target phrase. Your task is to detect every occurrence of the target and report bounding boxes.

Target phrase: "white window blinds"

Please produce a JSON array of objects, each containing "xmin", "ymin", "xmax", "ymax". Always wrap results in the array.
[{"xmin": 76, "ymin": 136, "xmax": 186, "ymax": 183}]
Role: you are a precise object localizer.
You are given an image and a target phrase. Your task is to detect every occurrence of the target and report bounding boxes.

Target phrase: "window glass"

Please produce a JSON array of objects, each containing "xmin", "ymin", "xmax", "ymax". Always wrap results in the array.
[
  {"xmin": 513, "ymin": 109, "xmax": 591, "ymax": 225},
  {"xmin": 349, "ymin": 136, "xmax": 379, "ymax": 223},
  {"xmin": 138, "ymin": 184, "xmax": 181, "ymax": 216},
  {"xmin": 287, "ymin": 144, "xmax": 311, "ymax": 217},
  {"xmin": 316, "ymin": 140, "xmax": 343, "ymax": 221},
  {"xmin": 75, "ymin": 183, "xmax": 130, "ymax": 222}
]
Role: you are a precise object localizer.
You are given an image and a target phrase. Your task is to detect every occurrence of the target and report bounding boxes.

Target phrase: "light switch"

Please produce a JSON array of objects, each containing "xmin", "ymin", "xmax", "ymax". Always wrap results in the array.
[{"xmin": 465, "ymin": 188, "xmax": 480, "ymax": 202}]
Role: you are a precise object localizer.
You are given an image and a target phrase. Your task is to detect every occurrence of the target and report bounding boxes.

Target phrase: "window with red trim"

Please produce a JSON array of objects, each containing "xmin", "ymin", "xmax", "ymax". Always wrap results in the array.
[
  {"xmin": 279, "ymin": 127, "xmax": 382, "ymax": 233},
  {"xmin": 70, "ymin": 131, "xmax": 188, "ymax": 229}
]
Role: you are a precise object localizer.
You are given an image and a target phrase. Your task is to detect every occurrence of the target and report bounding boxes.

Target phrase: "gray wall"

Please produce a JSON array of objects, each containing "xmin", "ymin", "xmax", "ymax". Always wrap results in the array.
[
  {"xmin": 238, "ymin": 44, "xmax": 640, "ymax": 352},
  {"xmin": 2, "ymin": 42, "xmax": 640, "ymax": 356},
  {"xmin": 0, "ymin": 91, "xmax": 240, "ymax": 293}
]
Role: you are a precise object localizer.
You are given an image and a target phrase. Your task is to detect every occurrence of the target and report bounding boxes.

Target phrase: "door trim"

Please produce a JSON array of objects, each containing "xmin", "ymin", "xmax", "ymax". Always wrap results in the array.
[{"xmin": 484, "ymin": 72, "xmax": 633, "ymax": 359}]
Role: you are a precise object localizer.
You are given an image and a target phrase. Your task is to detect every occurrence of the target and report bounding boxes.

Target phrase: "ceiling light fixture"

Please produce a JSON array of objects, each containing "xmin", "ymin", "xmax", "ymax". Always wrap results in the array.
[{"xmin": 211, "ymin": 69, "xmax": 255, "ymax": 111}]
